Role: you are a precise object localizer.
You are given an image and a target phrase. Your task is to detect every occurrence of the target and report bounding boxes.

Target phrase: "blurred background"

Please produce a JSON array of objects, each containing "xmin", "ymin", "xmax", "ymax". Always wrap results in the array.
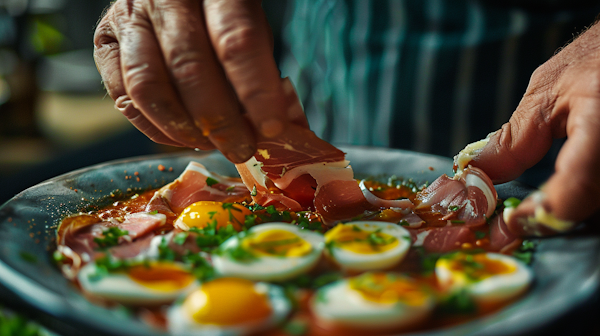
[{"xmin": 0, "ymin": 0, "xmax": 288, "ymax": 205}]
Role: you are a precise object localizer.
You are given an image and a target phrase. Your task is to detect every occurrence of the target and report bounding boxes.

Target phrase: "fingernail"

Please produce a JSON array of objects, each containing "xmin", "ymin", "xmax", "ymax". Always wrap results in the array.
[
  {"xmin": 453, "ymin": 130, "xmax": 498, "ymax": 172},
  {"xmin": 115, "ymin": 95, "xmax": 133, "ymax": 112},
  {"xmin": 260, "ymin": 119, "xmax": 284, "ymax": 138},
  {"xmin": 510, "ymin": 190, "xmax": 575, "ymax": 236},
  {"xmin": 225, "ymin": 144, "xmax": 256, "ymax": 163}
]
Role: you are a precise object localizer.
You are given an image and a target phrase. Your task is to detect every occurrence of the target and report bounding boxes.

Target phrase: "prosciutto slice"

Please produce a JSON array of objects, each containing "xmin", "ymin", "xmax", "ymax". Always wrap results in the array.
[
  {"xmin": 419, "ymin": 226, "xmax": 477, "ymax": 253},
  {"xmin": 58, "ymin": 212, "xmax": 166, "ymax": 261},
  {"xmin": 489, "ymin": 210, "xmax": 521, "ymax": 253},
  {"xmin": 414, "ymin": 166, "xmax": 497, "ymax": 227},
  {"xmin": 155, "ymin": 161, "xmax": 250, "ymax": 213}
]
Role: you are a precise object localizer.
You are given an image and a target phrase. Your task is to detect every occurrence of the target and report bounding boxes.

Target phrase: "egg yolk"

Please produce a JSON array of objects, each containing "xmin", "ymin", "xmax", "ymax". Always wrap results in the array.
[
  {"xmin": 325, "ymin": 224, "xmax": 399, "ymax": 254},
  {"xmin": 177, "ymin": 201, "xmax": 250, "ymax": 231},
  {"xmin": 349, "ymin": 273, "xmax": 428, "ymax": 306},
  {"xmin": 183, "ymin": 278, "xmax": 272, "ymax": 325},
  {"xmin": 127, "ymin": 262, "xmax": 195, "ymax": 292},
  {"xmin": 241, "ymin": 229, "xmax": 312, "ymax": 257},
  {"xmin": 438, "ymin": 252, "xmax": 516, "ymax": 282}
]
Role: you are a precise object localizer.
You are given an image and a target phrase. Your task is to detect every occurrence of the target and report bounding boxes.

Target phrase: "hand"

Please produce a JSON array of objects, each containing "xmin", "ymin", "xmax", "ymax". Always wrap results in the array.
[
  {"xmin": 94, "ymin": 0, "xmax": 308, "ymax": 163},
  {"xmin": 471, "ymin": 23, "xmax": 600, "ymax": 235}
]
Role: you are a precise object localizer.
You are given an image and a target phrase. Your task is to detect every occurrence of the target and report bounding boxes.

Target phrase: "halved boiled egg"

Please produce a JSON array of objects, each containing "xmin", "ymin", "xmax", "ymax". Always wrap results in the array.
[
  {"xmin": 311, "ymin": 272, "xmax": 435, "ymax": 331},
  {"xmin": 167, "ymin": 277, "xmax": 290, "ymax": 336},
  {"xmin": 174, "ymin": 201, "xmax": 250, "ymax": 231},
  {"xmin": 435, "ymin": 252, "xmax": 533, "ymax": 304},
  {"xmin": 78, "ymin": 261, "xmax": 197, "ymax": 305},
  {"xmin": 324, "ymin": 221, "xmax": 411, "ymax": 271},
  {"xmin": 212, "ymin": 223, "xmax": 324, "ymax": 281}
]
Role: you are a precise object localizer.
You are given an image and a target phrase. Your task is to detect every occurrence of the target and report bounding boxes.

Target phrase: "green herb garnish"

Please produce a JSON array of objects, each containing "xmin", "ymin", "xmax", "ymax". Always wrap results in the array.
[
  {"xmin": 205, "ymin": 177, "xmax": 219, "ymax": 187},
  {"xmin": 173, "ymin": 232, "xmax": 189, "ymax": 246},
  {"xmin": 438, "ymin": 289, "xmax": 477, "ymax": 314},
  {"xmin": 503, "ymin": 197, "xmax": 521, "ymax": 208},
  {"xmin": 94, "ymin": 227, "xmax": 129, "ymax": 249},
  {"xmin": 19, "ymin": 251, "xmax": 37, "ymax": 264}
]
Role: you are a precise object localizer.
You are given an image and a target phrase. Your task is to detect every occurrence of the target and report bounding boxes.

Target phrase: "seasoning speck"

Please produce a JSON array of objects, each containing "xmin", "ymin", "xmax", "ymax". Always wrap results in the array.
[{"xmin": 158, "ymin": 164, "xmax": 166, "ymax": 171}]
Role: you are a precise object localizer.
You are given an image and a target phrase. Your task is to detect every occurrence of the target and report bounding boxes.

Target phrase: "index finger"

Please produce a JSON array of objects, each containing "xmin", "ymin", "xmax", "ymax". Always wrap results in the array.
[
  {"xmin": 204, "ymin": 0, "xmax": 289, "ymax": 138},
  {"xmin": 506, "ymin": 73, "xmax": 600, "ymax": 235}
]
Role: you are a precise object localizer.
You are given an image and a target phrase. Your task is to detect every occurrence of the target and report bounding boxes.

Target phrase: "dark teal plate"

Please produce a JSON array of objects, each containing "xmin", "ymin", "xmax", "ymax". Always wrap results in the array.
[{"xmin": 0, "ymin": 146, "xmax": 597, "ymax": 336}]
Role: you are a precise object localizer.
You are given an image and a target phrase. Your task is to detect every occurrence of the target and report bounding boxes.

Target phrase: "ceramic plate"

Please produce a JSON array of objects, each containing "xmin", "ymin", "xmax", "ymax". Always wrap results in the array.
[{"xmin": 0, "ymin": 146, "xmax": 598, "ymax": 336}]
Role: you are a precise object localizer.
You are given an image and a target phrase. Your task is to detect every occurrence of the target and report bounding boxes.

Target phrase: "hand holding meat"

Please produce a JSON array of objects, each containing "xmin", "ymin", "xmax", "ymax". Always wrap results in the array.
[
  {"xmin": 94, "ymin": 0, "xmax": 307, "ymax": 163},
  {"xmin": 467, "ymin": 23, "xmax": 600, "ymax": 235}
]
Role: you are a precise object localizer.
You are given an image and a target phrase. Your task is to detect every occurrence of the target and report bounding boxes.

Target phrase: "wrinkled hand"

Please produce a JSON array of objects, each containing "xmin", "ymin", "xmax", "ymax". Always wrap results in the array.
[
  {"xmin": 472, "ymin": 23, "xmax": 600, "ymax": 235},
  {"xmin": 94, "ymin": 0, "xmax": 307, "ymax": 163}
]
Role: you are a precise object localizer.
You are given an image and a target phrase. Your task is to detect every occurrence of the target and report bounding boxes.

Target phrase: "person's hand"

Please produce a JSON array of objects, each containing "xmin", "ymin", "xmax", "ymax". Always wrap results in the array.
[
  {"xmin": 469, "ymin": 23, "xmax": 600, "ymax": 235},
  {"xmin": 94, "ymin": 0, "xmax": 308, "ymax": 163}
]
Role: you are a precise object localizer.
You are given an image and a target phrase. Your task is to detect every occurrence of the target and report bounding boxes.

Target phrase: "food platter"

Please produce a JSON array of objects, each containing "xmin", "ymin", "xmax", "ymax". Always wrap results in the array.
[{"xmin": 0, "ymin": 146, "xmax": 598, "ymax": 336}]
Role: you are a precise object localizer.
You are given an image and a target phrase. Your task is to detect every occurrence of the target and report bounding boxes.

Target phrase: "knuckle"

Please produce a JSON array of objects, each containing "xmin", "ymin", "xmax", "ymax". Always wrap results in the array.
[
  {"xmin": 216, "ymin": 25, "xmax": 260, "ymax": 63},
  {"xmin": 169, "ymin": 50, "xmax": 206, "ymax": 86}
]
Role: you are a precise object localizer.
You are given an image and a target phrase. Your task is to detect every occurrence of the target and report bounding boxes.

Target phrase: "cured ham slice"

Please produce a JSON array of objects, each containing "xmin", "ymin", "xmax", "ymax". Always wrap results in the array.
[
  {"xmin": 419, "ymin": 226, "xmax": 477, "ymax": 253},
  {"xmin": 155, "ymin": 162, "xmax": 251, "ymax": 213},
  {"xmin": 58, "ymin": 212, "xmax": 166, "ymax": 261},
  {"xmin": 414, "ymin": 166, "xmax": 497, "ymax": 227},
  {"xmin": 236, "ymin": 124, "xmax": 365, "ymax": 215},
  {"xmin": 489, "ymin": 211, "xmax": 521, "ymax": 253}
]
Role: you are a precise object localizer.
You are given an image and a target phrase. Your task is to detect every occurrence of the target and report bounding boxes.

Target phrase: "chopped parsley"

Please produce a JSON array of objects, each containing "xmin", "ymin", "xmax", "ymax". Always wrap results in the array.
[
  {"xmin": 250, "ymin": 185, "xmax": 257, "ymax": 196},
  {"xmin": 474, "ymin": 231, "xmax": 487, "ymax": 240},
  {"xmin": 398, "ymin": 220, "xmax": 409, "ymax": 226},
  {"xmin": 449, "ymin": 205, "xmax": 460, "ymax": 212},
  {"xmin": 225, "ymin": 185, "xmax": 235, "ymax": 192},
  {"xmin": 293, "ymin": 215, "xmax": 322, "ymax": 231},
  {"xmin": 503, "ymin": 197, "xmax": 521, "ymax": 208},
  {"xmin": 181, "ymin": 251, "xmax": 215, "ymax": 281},
  {"xmin": 172, "ymin": 232, "xmax": 189, "ymax": 246},
  {"xmin": 221, "ymin": 244, "xmax": 256, "ymax": 263},
  {"xmin": 438, "ymin": 289, "xmax": 477, "ymax": 314},
  {"xmin": 148, "ymin": 210, "xmax": 159, "ymax": 215},
  {"xmin": 513, "ymin": 239, "xmax": 537, "ymax": 265},
  {"xmin": 19, "ymin": 251, "xmax": 37, "ymax": 264},
  {"xmin": 94, "ymin": 227, "xmax": 129, "ymax": 249},
  {"xmin": 158, "ymin": 237, "xmax": 176, "ymax": 261},
  {"xmin": 205, "ymin": 177, "xmax": 219, "ymax": 187},
  {"xmin": 189, "ymin": 221, "xmax": 237, "ymax": 251},
  {"xmin": 282, "ymin": 318, "xmax": 308, "ymax": 336}
]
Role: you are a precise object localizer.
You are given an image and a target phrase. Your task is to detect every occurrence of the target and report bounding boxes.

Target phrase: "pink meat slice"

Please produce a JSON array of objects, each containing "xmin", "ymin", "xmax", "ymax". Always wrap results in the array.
[
  {"xmin": 314, "ymin": 180, "xmax": 377, "ymax": 224},
  {"xmin": 158, "ymin": 161, "xmax": 250, "ymax": 213},
  {"xmin": 250, "ymin": 124, "xmax": 346, "ymax": 179},
  {"xmin": 235, "ymin": 124, "xmax": 355, "ymax": 212},
  {"xmin": 489, "ymin": 211, "xmax": 521, "ymax": 252},
  {"xmin": 420, "ymin": 226, "xmax": 477, "ymax": 253},
  {"xmin": 61, "ymin": 212, "xmax": 166, "ymax": 260},
  {"xmin": 415, "ymin": 166, "xmax": 497, "ymax": 227}
]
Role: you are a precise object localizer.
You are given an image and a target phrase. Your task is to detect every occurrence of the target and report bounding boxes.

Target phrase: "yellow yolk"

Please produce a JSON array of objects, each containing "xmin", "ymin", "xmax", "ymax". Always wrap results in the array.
[
  {"xmin": 183, "ymin": 278, "xmax": 272, "ymax": 325},
  {"xmin": 437, "ymin": 253, "xmax": 516, "ymax": 283},
  {"xmin": 177, "ymin": 201, "xmax": 250, "ymax": 231},
  {"xmin": 241, "ymin": 229, "xmax": 312, "ymax": 257},
  {"xmin": 127, "ymin": 263, "xmax": 195, "ymax": 292},
  {"xmin": 325, "ymin": 224, "xmax": 399, "ymax": 254},
  {"xmin": 349, "ymin": 273, "xmax": 428, "ymax": 306}
]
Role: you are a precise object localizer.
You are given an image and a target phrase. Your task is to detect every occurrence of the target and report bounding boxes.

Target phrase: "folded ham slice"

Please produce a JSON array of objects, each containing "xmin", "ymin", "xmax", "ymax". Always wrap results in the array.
[
  {"xmin": 58, "ymin": 212, "xmax": 166, "ymax": 261},
  {"xmin": 414, "ymin": 166, "xmax": 497, "ymax": 227},
  {"xmin": 151, "ymin": 161, "xmax": 251, "ymax": 214}
]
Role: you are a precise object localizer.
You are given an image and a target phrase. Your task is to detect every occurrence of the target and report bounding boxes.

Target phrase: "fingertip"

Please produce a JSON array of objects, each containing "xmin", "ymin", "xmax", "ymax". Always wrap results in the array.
[
  {"xmin": 506, "ymin": 190, "xmax": 577, "ymax": 237},
  {"xmin": 223, "ymin": 143, "xmax": 256, "ymax": 164},
  {"xmin": 259, "ymin": 118, "xmax": 284, "ymax": 138}
]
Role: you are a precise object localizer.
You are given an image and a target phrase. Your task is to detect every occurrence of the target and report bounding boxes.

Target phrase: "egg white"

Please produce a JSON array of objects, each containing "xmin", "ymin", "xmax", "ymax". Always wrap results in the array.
[
  {"xmin": 325, "ymin": 221, "xmax": 411, "ymax": 271},
  {"xmin": 435, "ymin": 252, "xmax": 533, "ymax": 304},
  {"xmin": 311, "ymin": 275, "xmax": 435, "ymax": 330},
  {"xmin": 212, "ymin": 223, "xmax": 324, "ymax": 281},
  {"xmin": 167, "ymin": 281, "xmax": 291, "ymax": 336},
  {"xmin": 77, "ymin": 261, "xmax": 197, "ymax": 305}
]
